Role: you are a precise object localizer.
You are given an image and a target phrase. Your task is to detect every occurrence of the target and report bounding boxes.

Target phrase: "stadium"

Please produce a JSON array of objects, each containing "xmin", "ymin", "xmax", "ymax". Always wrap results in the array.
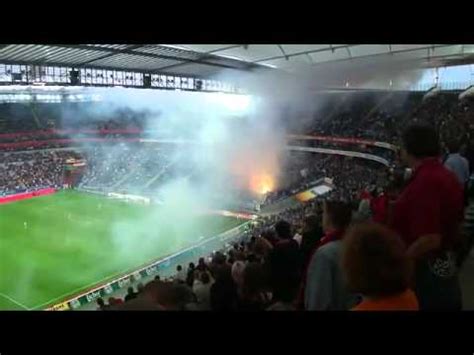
[{"xmin": 0, "ymin": 44, "xmax": 473, "ymax": 311}]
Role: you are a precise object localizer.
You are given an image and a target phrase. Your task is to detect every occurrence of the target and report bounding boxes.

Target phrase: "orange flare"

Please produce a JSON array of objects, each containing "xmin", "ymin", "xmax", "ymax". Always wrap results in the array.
[{"xmin": 249, "ymin": 173, "xmax": 275, "ymax": 195}]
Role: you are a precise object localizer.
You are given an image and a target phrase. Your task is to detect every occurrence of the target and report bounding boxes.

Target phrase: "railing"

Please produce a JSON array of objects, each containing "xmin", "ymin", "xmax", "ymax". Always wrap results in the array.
[
  {"xmin": 0, "ymin": 128, "xmax": 142, "ymax": 140},
  {"xmin": 48, "ymin": 219, "xmax": 252, "ymax": 310},
  {"xmin": 287, "ymin": 134, "xmax": 397, "ymax": 151},
  {"xmin": 0, "ymin": 137, "xmax": 142, "ymax": 150},
  {"xmin": 410, "ymin": 81, "xmax": 472, "ymax": 92},
  {"xmin": 439, "ymin": 81, "xmax": 473, "ymax": 91},
  {"xmin": 286, "ymin": 145, "xmax": 391, "ymax": 167}
]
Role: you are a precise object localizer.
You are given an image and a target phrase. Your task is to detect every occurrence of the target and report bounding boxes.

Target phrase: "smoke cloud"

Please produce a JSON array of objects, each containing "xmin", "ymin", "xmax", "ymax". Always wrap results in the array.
[
  {"xmin": 54, "ymin": 68, "xmax": 321, "ymax": 263},
  {"xmin": 56, "ymin": 55, "xmax": 427, "ymax": 264}
]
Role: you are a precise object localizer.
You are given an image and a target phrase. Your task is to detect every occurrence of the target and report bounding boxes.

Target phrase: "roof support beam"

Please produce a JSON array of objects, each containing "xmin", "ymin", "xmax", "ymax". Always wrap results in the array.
[
  {"xmin": 206, "ymin": 45, "xmax": 243, "ymax": 53},
  {"xmin": 154, "ymin": 45, "xmax": 259, "ymax": 72},
  {"xmin": 78, "ymin": 44, "xmax": 146, "ymax": 66},
  {"xmin": 0, "ymin": 44, "xmax": 469, "ymax": 79},
  {"xmin": 148, "ymin": 52, "xmax": 258, "ymax": 73},
  {"xmin": 49, "ymin": 44, "xmax": 248, "ymax": 71},
  {"xmin": 277, "ymin": 45, "xmax": 289, "ymax": 60},
  {"xmin": 0, "ymin": 58, "xmax": 213, "ymax": 82},
  {"xmin": 346, "ymin": 46, "xmax": 352, "ymax": 59},
  {"xmin": 254, "ymin": 45, "xmax": 356, "ymax": 63},
  {"xmin": 309, "ymin": 45, "xmax": 457, "ymax": 68}
]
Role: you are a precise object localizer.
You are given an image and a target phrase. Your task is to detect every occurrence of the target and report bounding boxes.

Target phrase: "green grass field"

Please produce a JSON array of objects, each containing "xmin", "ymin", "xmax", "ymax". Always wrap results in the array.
[{"xmin": 0, "ymin": 190, "xmax": 243, "ymax": 310}]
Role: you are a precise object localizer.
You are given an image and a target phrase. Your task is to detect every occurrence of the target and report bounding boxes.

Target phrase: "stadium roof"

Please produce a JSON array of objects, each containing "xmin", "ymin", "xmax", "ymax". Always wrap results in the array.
[{"xmin": 0, "ymin": 44, "xmax": 473, "ymax": 78}]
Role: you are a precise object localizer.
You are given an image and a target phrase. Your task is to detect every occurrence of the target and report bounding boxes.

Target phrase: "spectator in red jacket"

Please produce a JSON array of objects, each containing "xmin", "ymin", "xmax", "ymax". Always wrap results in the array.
[
  {"xmin": 371, "ymin": 188, "xmax": 389, "ymax": 224},
  {"xmin": 108, "ymin": 297, "xmax": 123, "ymax": 306},
  {"xmin": 391, "ymin": 123, "xmax": 464, "ymax": 310}
]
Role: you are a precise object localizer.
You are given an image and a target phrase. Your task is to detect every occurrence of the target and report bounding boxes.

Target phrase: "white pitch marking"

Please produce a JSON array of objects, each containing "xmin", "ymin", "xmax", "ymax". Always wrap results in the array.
[{"xmin": 0, "ymin": 292, "xmax": 30, "ymax": 310}]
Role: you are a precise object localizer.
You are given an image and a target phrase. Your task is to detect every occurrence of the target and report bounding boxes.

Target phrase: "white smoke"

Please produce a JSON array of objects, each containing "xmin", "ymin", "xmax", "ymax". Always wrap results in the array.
[
  {"xmin": 59, "ymin": 56, "xmax": 428, "ymax": 261},
  {"xmin": 56, "ymin": 70, "xmax": 316, "ymax": 261},
  {"xmin": 72, "ymin": 71, "xmax": 313, "ymax": 197}
]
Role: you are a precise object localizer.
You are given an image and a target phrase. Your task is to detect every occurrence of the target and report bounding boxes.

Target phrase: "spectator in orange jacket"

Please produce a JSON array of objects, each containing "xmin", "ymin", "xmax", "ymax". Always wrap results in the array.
[{"xmin": 342, "ymin": 223, "xmax": 418, "ymax": 311}]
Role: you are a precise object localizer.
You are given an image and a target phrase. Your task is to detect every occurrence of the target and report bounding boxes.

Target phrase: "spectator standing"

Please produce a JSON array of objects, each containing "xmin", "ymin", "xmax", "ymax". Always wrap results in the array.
[
  {"xmin": 96, "ymin": 297, "xmax": 109, "ymax": 310},
  {"xmin": 108, "ymin": 297, "xmax": 123, "ymax": 306},
  {"xmin": 231, "ymin": 261, "xmax": 246, "ymax": 288},
  {"xmin": 124, "ymin": 287, "xmax": 138, "ymax": 302},
  {"xmin": 464, "ymin": 139, "xmax": 474, "ymax": 175},
  {"xmin": 193, "ymin": 271, "xmax": 213, "ymax": 310},
  {"xmin": 391, "ymin": 124, "xmax": 464, "ymax": 310},
  {"xmin": 267, "ymin": 220, "xmax": 302, "ymax": 305},
  {"xmin": 261, "ymin": 229, "xmax": 279, "ymax": 247},
  {"xmin": 236, "ymin": 262, "xmax": 270, "ymax": 311},
  {"xmin": 342, "ymin": 223, "xmax": 418, "ymax": 311},
  {"xmin": 196, "ymin": 257, "xmax": 210, "ymax": 273},
  {"xmin": 136, "ymin": 282, "xmax": 145, "ymax": 294},
  {"xmin": 176, "ymin": 265, "xmax": 186, "ymax": 283},
  {"xmin": 111, "ymin": 281, "xmax": 164, "ymax": 311},
  {"xmin": 371, "ymin": 187, "xmax": 389, "ymax": 224},
  {"xmin": 210, "ymin": 264, "xmax": 238, "ymax": 311},
  {"xmin": 357, "ymin": 192, "xmax": 372, "ymax": 222},
  {"xmin": 186, "ymin": 262, "xmax": 196, "ymax": 288},
  {"xmin": 253, "ymin": 236, "xmax": 273, "ymax": 262},
  {"xmin": 299, "ymin": 214, "xmax": 324, "ymax": 267},
  {"xmin": 303, "ymin": 200, "xmax": 356, "ymax": 310},
  {"xmin": 444, "ymin": 139, "xmax": 470, "ymax": 203}
]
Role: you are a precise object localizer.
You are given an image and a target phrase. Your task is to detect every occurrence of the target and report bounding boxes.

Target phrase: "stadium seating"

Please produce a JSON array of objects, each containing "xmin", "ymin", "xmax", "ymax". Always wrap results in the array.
[{"xmin": 1, "ymin": 91, "xmax": 474, "ymax": 311}]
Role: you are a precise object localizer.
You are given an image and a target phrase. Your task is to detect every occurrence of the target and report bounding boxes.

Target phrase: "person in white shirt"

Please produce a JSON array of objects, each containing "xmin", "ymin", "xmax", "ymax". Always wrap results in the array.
[
  {"xmin": 444, "ymin": 139, "xmax": 470, "ymax": 188},
  {"xmin": 193, "ymin": 271, "xmax": 213, "ymax": 310},
  {"xmin": 176, "ymin": 265, "xmax": 187, "ymax": 283}
]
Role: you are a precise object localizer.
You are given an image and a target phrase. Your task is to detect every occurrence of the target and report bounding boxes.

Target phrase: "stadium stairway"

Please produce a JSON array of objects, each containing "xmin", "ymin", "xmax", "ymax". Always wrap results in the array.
[
  {"xmin": 144, "ymin": 161, "xmax": 175, "ymax": 189},
  {"xmin": 111, "ymin": 170, "xmax": 136, "ymax": 190}
]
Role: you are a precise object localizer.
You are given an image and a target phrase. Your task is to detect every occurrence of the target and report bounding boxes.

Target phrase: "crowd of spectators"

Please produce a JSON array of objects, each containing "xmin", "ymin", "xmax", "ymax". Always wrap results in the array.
[
  {"xmin": 78, "ymin": 145, "xmax": 385, "ymax": 204},
  {"xmin": 0, "ymin": 102, "xmax": 145, "ymax": 152},
  {"xmin": 96, "ymin": 122, "xmax": 473, "ymax": 311},
  {"xmin": 0, "ymin": 150, "xmax": 80, "ymax": 195},
  {"xmin": 265, "ymin": 152, "xmax": 387, "ymax": 204},
  {"xmin": 0, "ymin": 91, "xmax": 473, "ymax": 311},
  {"xmin": 307, "ymin": 91, "xmax": 421, "ymax": 142},
  {"xmin": 310, "ymin": 91, "xmax": 474, "ymax": 152},
  {"xmin": 79, "ymin": 146, "xmax": 143, "ymax": 189},
  {"xmin": 79, "ymin": 145, "xmax": 173, "ymax": 192},
  {"xmin": 0, "ymin": 102, "xmax": 146, "ymax": 133}
]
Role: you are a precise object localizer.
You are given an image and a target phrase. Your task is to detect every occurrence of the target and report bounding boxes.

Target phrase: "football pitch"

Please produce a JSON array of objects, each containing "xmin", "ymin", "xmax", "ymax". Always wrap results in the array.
[{"xmin": 0, "ymin": 190, "xmax": 243, "ymax": 310}]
